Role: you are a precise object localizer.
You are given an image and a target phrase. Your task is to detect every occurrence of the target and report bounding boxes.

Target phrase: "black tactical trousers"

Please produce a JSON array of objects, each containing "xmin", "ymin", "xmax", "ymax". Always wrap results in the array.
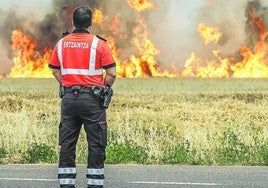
[{"xmin": 58, "ymin": 92, "xmax": 107, "ymax": 188}]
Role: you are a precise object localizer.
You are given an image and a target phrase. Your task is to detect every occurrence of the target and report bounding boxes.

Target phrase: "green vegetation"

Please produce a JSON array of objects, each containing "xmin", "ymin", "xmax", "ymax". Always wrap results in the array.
[{"xmin": 0, "ymin": 78, "xmax": 267, "ymax": 165}]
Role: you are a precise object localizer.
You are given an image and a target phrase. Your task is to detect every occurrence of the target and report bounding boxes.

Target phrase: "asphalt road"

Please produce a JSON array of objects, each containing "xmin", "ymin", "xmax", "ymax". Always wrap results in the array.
[{"xmin": 0, "ymin": 164, "xmax": 267, "ymax": 188}]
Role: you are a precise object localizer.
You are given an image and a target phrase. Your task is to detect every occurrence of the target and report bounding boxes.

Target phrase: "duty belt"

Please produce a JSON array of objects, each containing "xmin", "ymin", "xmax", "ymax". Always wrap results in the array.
[{"xmin": 64, "ymin": 86, "xmax": 92, "ymax": 93}]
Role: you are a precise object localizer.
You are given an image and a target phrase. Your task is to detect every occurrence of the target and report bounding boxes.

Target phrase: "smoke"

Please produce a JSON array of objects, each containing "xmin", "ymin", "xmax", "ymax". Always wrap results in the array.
[
  {"xmin": 0, "ymin": 0, "xmax": 52, "ymax": 74},
  {"xmin": 0, "ymin": 0, "xmax": 268, "ymax": 75},
  {"xmin": 149, "ymin": 0, "xmax": 247, "ymax": 69},
  {"xmin": 148, "ymin": 0, "xmax": 268, "ymax": 69},
  {"xmin": 245, "ymin": 0, "xmax": 268, "ymax": 46}
]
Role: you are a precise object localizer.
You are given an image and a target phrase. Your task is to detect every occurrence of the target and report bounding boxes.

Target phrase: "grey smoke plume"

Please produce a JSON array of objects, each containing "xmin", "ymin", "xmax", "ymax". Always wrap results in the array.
[
  {"xmin": 36, "ymin": 0, "xmax": 103, "ymax": 50},
  {"xmin": 245, "ymin": 0, "xmax": 268, "ymax": 47},
  {"xmin": 0, "ymin": 0, "xmax": 268, "ymax": 75}
]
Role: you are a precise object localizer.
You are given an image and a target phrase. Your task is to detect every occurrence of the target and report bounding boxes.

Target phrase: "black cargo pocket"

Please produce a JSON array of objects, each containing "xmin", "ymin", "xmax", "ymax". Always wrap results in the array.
[{"xmin": 98, "ymin": 122, "xmax": 107, "ymax": 147}]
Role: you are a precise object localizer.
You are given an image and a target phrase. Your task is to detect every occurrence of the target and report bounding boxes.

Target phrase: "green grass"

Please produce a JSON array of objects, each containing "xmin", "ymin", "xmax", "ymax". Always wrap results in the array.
[{"xmin": 0, "ymin": 78, "xmax": 267, "ymax": 165}]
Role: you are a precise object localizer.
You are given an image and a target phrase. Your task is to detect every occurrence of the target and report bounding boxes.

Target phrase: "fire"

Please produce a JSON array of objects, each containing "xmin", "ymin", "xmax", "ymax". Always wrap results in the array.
[
  {"xmin": 230, "ymin": 8, "xmax": 268, "ymax": 78},
  {"xmin": 231, "ymin": 46, "xmax": 268, "ymax": 78},
  {"xmin": 108, "ymin": 15, "xmax": 127, "ymax": 39},
  {"xmin": 127, "ymin": 0, "xmax": 155, "ymax": 11},
  {"xmin": 117, "ymin": 18, "xmax": 177, "ymax": 77},
  {"xmin": 198, "ymin": 22, "xmax": 222, "ymax": 45},
  {"xmin": 7, "ymin": 8, "xmax": 107, "ymax": 78},
  {"xmin": 92, "ymin": 8, "xmax": 104, "ymax": 28},
  {"xmin": 181, "ymin": 51, "xmax": 230, "ymax": 78},
  {"xmin": 3, "ymin": 2, "xmax": 268, "ymax": 78},
  {"xmin": 183, "ymin": 6, "xmax": 268, "ymax": 78},
  {"xmin": 9, "ymin": 29, "xmax": 52, "ymax": 78}
]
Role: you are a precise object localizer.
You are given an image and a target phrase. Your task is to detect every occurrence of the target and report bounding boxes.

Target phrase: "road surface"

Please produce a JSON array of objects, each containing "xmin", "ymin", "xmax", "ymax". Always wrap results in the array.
[{"xmin": 0, "ymin": 164, "xmax": 267, "ymax": 187}]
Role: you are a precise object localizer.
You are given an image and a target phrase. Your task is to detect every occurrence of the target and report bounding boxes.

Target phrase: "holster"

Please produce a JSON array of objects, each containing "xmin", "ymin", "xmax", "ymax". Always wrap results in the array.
[
  {"xmin": 101, "ymin": 86, "xmax": 113, "ymax": 109},
  {"xmin": 92, "ymin": 85, "xmax": 113, "ymax": 109}
]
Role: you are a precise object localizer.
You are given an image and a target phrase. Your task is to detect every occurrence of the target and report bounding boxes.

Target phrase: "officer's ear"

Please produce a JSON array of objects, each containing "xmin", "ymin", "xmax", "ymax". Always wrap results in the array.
[{"xmin": 71, "ymin": 21, "xmax": 76, "ymax": 30}]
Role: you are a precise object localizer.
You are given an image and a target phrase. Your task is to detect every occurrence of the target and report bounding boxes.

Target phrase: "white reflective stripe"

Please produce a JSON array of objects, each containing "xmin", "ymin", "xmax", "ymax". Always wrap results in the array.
[
  {"xmin": 87, "ymin": 168, "xmax": 104, "ymax": 175},
  {"xmin": 87, "ymin": 178, "xmax": 104, "ymax": 186},
  {"xmin": 58, "ymin": 167, "xmax": 76, "ymax": 174},
  {"xmin": 89, "ymin": 36, "xmax": 99, "ymax": 71},
  {"xmin": 61, "ymin": 68, "xmax": 102, "ymax": 75},
  {"xmin": 57, "ymin": 38, "xmax": 63, "ymax": 67},
  {"xmin": 60, "ymin": 35, "xmax": 103, "ymax": 76},
  {"xmin": 59, "ymin": 178, "xmax": 75, "ymax": 185}
]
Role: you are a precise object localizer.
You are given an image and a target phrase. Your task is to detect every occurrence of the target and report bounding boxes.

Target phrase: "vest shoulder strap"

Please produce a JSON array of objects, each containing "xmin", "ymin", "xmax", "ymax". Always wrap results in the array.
[{"xmin": 96, "ymin": 35, "xmax": 107, "ymax": 42}]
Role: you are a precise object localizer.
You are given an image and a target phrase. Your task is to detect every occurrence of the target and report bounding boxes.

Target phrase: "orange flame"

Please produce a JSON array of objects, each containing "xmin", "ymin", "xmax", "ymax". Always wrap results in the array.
[
  {"xmin": 3, "ymin": 3, "xmax": 268, "ymax": 78},
  {"xmin": 231, "ymin": 46, "xmax": 268, "ymax": 78},
  {"xmin": 183, "ymin": 23, "xmax": 231, "ymax": 78},
  {"xmin": 230, "ymin": 8, "xmax": 268, "ymax": 78},
  {"xmin": 117, "ymin": 18, "xmax": 177, "ymax": 77},
  {"xmin": 127, "ymin": 0, "xmax": 155, "ymax": 11},
  {"xmin": 183, "ymin": 7, "xmax": 268, "ymax": 78},
  {"xmin": 181, "ymin": 51, "xmax": 231, "ymax": 78},
  {"xmin": 9, "ymin": 29, "xmax": 52, "ymax": 78},
  {"xmin": 198, "ymin": 22, "xmax": 222, "ymax": 45},
  {"xmin": 92, "ymin": 8, "xmax": 104, "ymax": 28}
]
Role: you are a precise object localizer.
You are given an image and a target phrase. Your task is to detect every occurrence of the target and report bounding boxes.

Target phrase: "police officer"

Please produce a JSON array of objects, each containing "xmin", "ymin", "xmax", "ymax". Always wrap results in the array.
[{"xmin": 48, "ymin": 5, "xmax": 116, "ymax": 188}]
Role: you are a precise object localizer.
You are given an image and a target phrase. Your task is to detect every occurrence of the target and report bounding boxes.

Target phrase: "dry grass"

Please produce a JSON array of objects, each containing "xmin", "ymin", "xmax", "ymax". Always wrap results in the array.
[{"xmin": 0, "ymin": 78, "xmax": 267, "ymax": 165}]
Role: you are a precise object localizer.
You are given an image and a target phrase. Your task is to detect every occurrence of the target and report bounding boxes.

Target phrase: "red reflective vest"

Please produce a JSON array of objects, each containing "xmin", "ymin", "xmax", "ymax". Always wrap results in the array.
[{"xmin": 49, "ymin": 31, "xmax": 115, "ymax": 87}]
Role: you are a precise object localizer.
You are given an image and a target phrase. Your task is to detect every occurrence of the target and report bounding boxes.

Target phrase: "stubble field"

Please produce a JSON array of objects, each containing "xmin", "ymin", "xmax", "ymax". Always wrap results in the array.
[{"xmin": 0, "ymin": 78, "xmax": 267, "ymax": 165}]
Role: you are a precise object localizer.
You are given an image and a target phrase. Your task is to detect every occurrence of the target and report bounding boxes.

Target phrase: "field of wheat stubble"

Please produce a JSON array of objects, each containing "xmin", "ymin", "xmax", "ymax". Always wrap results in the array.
[{"xmin": 0, "ymin": 78, "xmax": 267, "ymax": 165}]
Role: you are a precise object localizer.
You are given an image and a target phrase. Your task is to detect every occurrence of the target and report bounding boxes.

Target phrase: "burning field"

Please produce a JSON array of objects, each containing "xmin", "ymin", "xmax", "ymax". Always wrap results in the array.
[
  {"xmin": 1, "ymin": 1, "xmax": 268, "ymax": 165},
  {"xmin": 1, "ymin": 0, "xmax": 268, "ymax": 78}
]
